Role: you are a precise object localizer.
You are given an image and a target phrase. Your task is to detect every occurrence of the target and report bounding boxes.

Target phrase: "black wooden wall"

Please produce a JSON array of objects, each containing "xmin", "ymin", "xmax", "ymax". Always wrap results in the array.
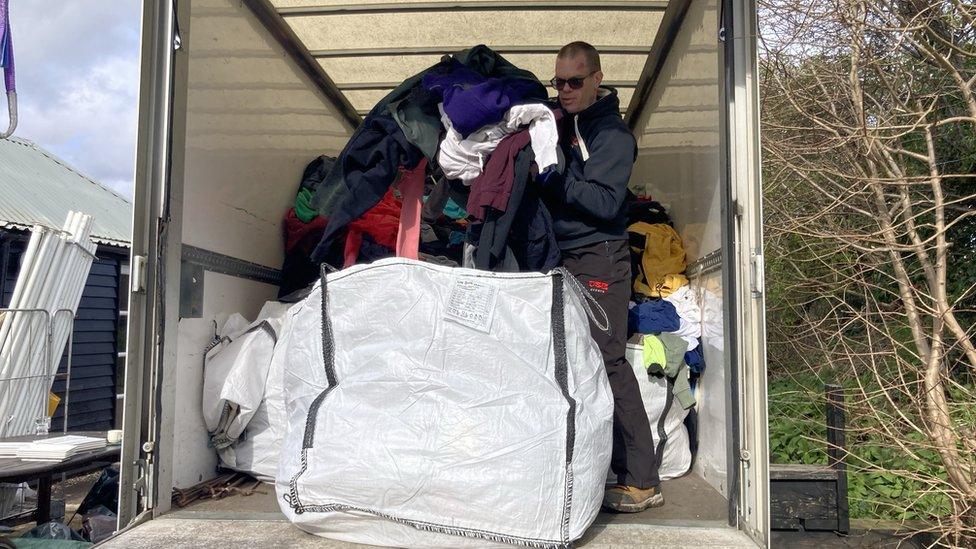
[{"xmin": 1, "ymin": 230, "xmax": 124, "ymax": 431}]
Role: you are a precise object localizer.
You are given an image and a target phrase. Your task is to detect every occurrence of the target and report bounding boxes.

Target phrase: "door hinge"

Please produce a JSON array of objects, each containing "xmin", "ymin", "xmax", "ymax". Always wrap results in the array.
[
  {"xmin": 750, "ymin": 251, "xmax": 764, "ymax": 298},
  {"xmin": 131, "ymin": 255, "xmax": 148, "ymax": 293}
]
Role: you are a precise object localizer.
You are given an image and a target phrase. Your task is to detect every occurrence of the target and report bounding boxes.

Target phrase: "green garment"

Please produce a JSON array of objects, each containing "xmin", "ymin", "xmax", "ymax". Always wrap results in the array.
[
  {"xmin": 643, "ymin": 333, "xmax": 696, "ymax": 410},
  {"xmin": 642, "ymin": 335, "xmax": 666, "ymax": 373},
  {"xmin": 294, "ymin": 188, "xmax": 318, "ymax": 223},
  {"xmin": 389, "ymin": 92, "xmax": 442, "ymax": 162}
]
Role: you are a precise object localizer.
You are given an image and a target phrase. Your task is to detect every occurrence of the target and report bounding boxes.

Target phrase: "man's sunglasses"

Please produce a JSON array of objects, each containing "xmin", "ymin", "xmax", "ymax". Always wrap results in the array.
[{"xmin": 550, "ymin": 71, "xmax": 598, "ymax": 91}]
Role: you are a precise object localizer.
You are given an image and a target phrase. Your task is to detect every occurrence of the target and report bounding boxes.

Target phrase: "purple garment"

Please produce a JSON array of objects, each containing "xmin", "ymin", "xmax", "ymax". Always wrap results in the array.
[
  {"xmin": 443, "ymin": 78, "xmax": 545, "ymax": 136},
  {"xmin": 422, "ymin": 61, "xmax": 546, "ymax": 136},
  {"xmin": 628, "ymin": 299, "xmax": 680, "ymax": 335},
  {"xmin": 421, "ymin": 62, "xmax": 485, "ymax": 96}
]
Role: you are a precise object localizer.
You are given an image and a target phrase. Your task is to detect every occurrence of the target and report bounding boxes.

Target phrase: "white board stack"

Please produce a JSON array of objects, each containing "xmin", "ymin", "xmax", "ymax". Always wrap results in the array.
[{"xmin": 16, "ymin": 435, "xmax": 107, "ymax": 462}]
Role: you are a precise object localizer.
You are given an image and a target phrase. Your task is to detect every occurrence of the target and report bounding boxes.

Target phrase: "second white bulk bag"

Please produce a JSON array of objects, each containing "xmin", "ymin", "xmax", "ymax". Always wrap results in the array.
[
  {"xmin": 625, "ymin": 343, "xmax": 692, "ymax": 481},
  {"xmin": 276, "ymin": 258, "xmax": 614, "ymax": 548},
  {"xmin": 202, "ymin": 302, "xmax": 293, "ymax": 481}
]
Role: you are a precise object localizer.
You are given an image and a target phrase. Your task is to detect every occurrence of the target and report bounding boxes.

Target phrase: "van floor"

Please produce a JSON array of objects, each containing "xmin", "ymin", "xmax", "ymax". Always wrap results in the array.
[{"xmin": 102, "ymin": 474, "xmax": 757, "ymax": 548}]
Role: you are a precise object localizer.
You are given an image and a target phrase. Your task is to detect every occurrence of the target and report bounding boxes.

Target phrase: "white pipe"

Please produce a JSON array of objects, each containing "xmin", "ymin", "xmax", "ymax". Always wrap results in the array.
[
  {"xmin": 0, "ymin": 230, "xmax": 59, "ymax": 435},
  {"xmin": 46, "ymin": 220, "xmax": 96, "ymax": 432},
  {"xmin": 0, "ymin": 228, "xmax": 51, "ymax": 372},
  {"xmin": 1, "ymin": 212, "xmax": 98, "ymax": 437},
  {"xmin": 21, "ymin": 216, "xmax": 94, "ymax": 433},
  {"xmin": 15, "ymin": 220, "xmax": 78, "ymax": 434},
  {"xmin": 0, "ymin": 224, "xmax": 42, "ymax": 347},
  {"xmin": 14, "ymin": 214, "xmax": 96, "ymax": 435},
  {"xmin": 0, "ymin": 228, "xmax": 56, "ymax": 435}
]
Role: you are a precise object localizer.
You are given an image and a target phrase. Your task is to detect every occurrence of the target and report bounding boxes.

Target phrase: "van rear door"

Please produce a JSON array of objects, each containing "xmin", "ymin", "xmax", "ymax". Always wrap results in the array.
[
  {"xmin": 118, "ymin": 0, "xmax": 185, "ymax": 528},
  {"xmin": 721, "ymin": 0, "xmax": 769, "ymax": 545}
]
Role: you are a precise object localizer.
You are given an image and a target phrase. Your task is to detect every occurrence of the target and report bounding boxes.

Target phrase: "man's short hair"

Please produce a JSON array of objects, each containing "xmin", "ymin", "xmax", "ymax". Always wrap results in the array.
[{"xmin": 557, "ymin": 41, "xmax": 601, "ymax": 72}]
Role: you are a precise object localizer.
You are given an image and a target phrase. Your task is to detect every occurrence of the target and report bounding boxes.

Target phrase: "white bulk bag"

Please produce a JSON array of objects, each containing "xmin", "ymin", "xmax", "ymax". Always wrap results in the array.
[
  {"xmin": 202, "ymin": 302, "xmax": 292, "ymax": 480},
  {"xmin": 225, "ymin": 301, "xmax": 297, "ymax": 481},
  {"xmin": 625, "ymin": 343, "xmax": 692, "ymax": 480},
  {"xmin": 276, "ymin": 258, "xmax": 613, "ymax": 548}
]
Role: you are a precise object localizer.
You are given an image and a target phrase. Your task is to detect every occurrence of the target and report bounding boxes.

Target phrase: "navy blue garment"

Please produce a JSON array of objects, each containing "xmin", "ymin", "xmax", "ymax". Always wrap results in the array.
[
  {"xmin": 310, "ymin": 112, "xmax": 422, "ymax": 264},
  {"xmin": 684, "ymin": 344, "xmax": 705, "ymax": 373},
  {"xmin": 421, "ymin": 61, "xmax": 485, "ymax": 98},
  {"xmin": 469, "ymin": 146, "xmax": 560, "ymax": 272},
  {"xmin": 358, "ymin": 233, "xmax": 394, "ymax": 264},
  {"xmin": 627, "ymin": 299, "xmax": 681, "ymax": 335}
]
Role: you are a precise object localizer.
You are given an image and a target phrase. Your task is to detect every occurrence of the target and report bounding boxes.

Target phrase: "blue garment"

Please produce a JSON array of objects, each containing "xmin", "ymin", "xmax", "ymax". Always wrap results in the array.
[
  {"xmin": 443, "ymin": 198, "xmax": 468, "ymax": 220},
  {"xmin": 421, "ymin": 62, "xmax": 485, "ymax": 97},
  {"xmin": 448, "ymin": 230, "xmax": 465, "ymax": 247},
  {"xmin": 684, "ymin": 344, "xmax": 705, "ymax": 374},
  {"xmin": 423, "ymin": 60, "xmax": 546, "ymax": 137},
  {"xmin": 627, "ymin": 299, "xmax": 680, "ymax": 334}
]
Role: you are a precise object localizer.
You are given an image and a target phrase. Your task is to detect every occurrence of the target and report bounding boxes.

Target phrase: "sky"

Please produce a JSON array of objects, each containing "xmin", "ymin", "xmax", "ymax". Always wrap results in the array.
[{"xmin": 8, "ymin": 2, "xmax": 142, "ymax": 200}]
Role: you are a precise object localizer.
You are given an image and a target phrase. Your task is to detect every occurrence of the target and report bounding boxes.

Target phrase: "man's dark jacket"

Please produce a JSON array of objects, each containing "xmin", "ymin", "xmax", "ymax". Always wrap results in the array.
[{"xmin": 544, "ymin": 86, "xmax": 637, "ymax": 251}]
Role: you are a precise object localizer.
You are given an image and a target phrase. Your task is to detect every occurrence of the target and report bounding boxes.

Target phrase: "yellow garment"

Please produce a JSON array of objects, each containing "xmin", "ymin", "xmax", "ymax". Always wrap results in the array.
[
  {"xmin": 649, "ymin": 273, "xmax": 689, "ymax": 298},
  {"xmin": 629, "ymin": 222, "xmax": 688, "ymax": 298},
  {"xmin": 641, "ymin": 335, "xmax": 666, "ymax": 372}
]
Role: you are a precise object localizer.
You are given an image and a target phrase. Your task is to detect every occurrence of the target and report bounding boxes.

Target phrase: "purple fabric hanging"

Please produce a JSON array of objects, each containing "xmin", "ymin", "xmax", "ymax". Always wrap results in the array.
[{"xmin": 0, "ymin": 0, "xmax": 15, "ymax": 93}]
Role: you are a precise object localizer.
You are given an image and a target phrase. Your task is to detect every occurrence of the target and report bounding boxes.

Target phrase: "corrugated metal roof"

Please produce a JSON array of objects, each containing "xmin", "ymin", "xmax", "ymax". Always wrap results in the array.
[{"xmin": 0, "ymin": 137, "xmax": 132, "ymax": 247}]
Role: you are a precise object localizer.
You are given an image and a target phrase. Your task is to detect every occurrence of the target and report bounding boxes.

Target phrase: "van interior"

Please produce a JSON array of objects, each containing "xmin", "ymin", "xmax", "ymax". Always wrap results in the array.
[{"xmin": 110, "ymin": 0, "xmax": 767, "ymax": 546}]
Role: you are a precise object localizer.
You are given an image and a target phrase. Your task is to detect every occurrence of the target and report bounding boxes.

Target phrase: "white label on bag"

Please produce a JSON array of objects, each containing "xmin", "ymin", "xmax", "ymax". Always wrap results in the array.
[{"xmin": 445, "ymin": 279, "xmax": 497, "ymax": 332}]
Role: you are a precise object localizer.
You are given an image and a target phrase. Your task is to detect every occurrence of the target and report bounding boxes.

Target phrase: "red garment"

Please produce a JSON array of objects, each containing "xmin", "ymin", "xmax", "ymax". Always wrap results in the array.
[
  {"xmin": 348, "ymin": 189, "xmax": 401, "ymax": 248},
  {"xmin": 343, "ymin": 188, "xmax": 402, "ymax": 267},
  {"xmin": 466, "ymin": 129, "xmax": 531, "ymax": 221},
  {"xmin": 284, "ymin": 207, "xmax": 328, "ymax": 253}
]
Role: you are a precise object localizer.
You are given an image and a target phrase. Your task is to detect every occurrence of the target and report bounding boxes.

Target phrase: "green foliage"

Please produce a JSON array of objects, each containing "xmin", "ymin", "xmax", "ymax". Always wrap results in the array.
[{"xmin": 768, "ymin": 373, "xmax": 956, "ymax": 521}]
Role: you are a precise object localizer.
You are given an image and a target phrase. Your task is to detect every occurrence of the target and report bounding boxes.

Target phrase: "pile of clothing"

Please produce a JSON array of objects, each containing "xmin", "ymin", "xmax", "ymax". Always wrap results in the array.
[
  {"xmin": 624, "ymin": 198, "xmax": 704, "ymax": 479},
  {"xmin": 626, "ymin": 198, "xmax": 705, "ymax": 403},
  {"xmin": 278, "ymin": 45, "xmax": 563, "ymax": 297}
]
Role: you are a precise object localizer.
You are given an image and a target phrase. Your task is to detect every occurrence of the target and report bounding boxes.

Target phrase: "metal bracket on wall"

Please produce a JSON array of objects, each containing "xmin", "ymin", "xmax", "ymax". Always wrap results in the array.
[
  {"xmin": 179, "ymin": 245, "xmax": 282, "ymax": 318},
  {"xmin": 686, "ymin": 248, "xmax": 723, "ymax": 277}
]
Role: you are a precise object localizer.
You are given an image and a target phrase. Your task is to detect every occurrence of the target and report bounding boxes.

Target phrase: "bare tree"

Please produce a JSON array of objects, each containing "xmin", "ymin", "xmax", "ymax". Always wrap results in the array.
[{"xmin": 759, "ymin": 0, "xmax": 976, "ymax": 545}]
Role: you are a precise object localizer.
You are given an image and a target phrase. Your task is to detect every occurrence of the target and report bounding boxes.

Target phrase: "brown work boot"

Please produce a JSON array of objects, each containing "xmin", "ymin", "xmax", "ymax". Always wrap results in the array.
[{"xmin": 601, "ymin": 484, "xmax": 665, "ymax": 512}]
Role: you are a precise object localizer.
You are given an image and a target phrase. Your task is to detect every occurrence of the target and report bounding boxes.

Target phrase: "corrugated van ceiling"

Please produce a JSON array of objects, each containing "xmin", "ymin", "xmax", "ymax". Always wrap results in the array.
[{"xmin": 259, "ymin": 1, "xmax": 669, "ymax": 119}]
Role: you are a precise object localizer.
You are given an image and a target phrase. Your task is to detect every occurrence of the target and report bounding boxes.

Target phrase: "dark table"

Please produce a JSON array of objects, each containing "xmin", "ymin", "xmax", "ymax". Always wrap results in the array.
[{"xmin": 0, "ymin": 431, "xmax": 120, "ymax": 524}]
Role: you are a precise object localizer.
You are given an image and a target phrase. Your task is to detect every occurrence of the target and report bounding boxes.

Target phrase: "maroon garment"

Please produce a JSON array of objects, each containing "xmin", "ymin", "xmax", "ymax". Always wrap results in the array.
[{"xmin": 466, "ymin": 129, "xmax": 532, "ymax": 221}]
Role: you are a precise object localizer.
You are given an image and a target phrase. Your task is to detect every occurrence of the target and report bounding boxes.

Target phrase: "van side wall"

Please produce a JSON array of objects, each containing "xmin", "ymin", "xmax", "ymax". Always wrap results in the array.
[
  {"xmin": 167, "ymin": 0, "xmax": 352, "ymax": 490},
  {"xmin": 628, "ymin": 0, "xmax": 728, "ymax": 497}
]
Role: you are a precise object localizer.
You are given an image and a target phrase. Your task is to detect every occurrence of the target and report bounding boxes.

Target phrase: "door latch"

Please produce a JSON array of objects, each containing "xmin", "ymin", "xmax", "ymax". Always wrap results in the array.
[
  {"xmin": 750, "ymin": 251, "xmax": 764, "ymax": 298},
  {"xmin": 131, "ymin": 255, "xmax": 148, "ymax": 293}
]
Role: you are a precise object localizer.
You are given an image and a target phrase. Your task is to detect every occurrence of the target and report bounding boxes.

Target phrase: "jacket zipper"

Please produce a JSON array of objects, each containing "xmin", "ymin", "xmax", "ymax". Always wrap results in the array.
[{"xmin": 573, "ymin": 115, "xmax": 590, "ymax": 162}]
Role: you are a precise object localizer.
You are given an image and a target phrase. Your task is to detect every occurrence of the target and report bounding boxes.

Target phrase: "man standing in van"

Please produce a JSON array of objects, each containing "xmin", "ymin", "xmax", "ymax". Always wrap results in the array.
[{"xmin": 542, "ymin": 42, "xmax": 663, "ymax": 512}]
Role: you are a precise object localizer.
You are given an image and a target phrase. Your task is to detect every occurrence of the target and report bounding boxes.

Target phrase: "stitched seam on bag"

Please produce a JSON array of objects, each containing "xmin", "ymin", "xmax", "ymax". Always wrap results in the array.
[
  {"xmin": 551, "ymin": 272, "xmax": 576, "ymax": 545},
  {"xmin": 292, "ymin": 503, "xmax": 568, "ymax": 548},
  {"xmin": 287, "ymin": 264, "xmax": 338, "ymax": 512},
  {"xmin": 325, "ymin": 258, "xmax": 552, "ymax": 284},
  {"xmin": 656, "ymin": 377, "xmax": 675, "ymax": 467}
]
